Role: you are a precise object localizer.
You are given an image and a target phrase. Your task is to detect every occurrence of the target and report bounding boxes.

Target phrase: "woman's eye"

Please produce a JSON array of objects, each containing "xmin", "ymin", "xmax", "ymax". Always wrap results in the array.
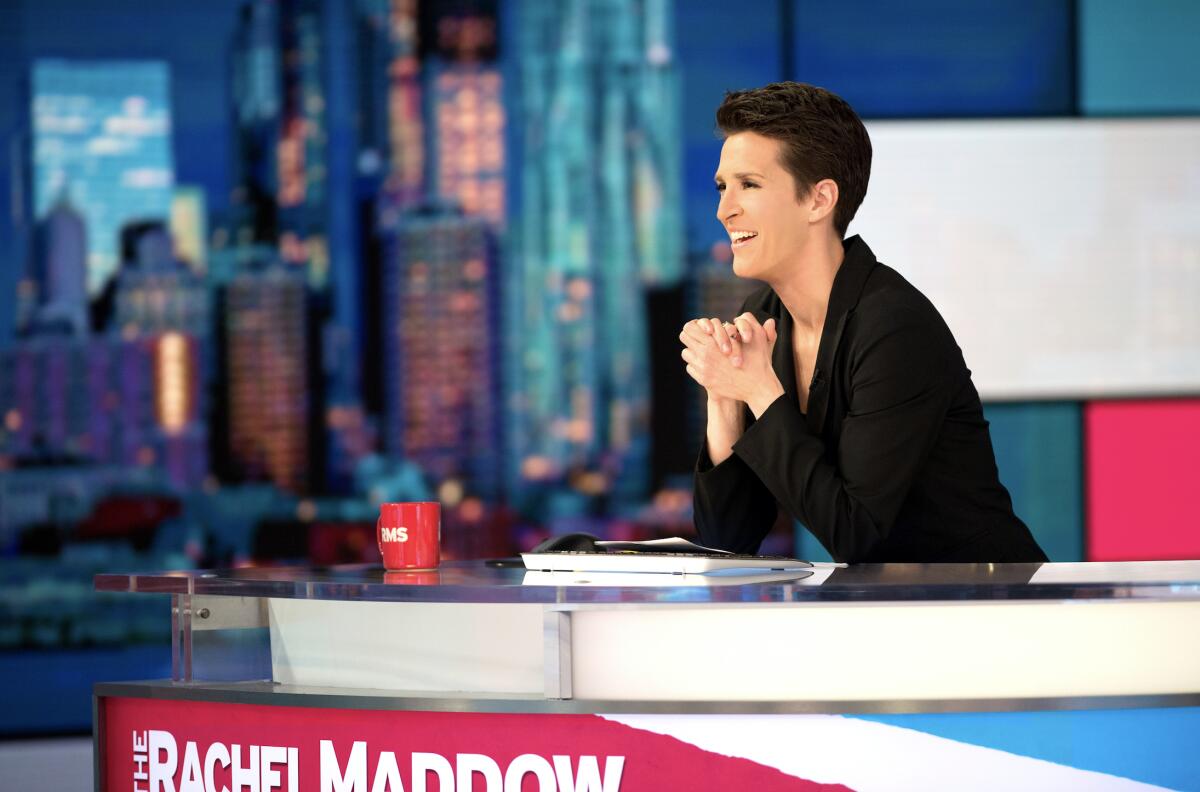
[
  {"xmin": 715, "ymin": 183, "xmax": 725, "ymax": 193},
  {"xmin": 742, "ymin": 181, "xmax": 758, "ymax": 189}
]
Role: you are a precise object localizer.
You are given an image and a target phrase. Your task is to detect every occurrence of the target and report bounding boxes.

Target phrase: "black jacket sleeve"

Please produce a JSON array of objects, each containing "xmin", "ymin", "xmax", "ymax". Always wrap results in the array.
[
  {"xmin": 692, "ymin": 415, "xmax": 779, "ymax": 554},
  {"xmin": 732, "ymin": 314, "xmax": 956, "ymax": 562}
]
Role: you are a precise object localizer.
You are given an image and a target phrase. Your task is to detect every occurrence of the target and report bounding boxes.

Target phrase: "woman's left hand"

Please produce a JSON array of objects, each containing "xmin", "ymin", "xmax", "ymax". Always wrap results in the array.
[{"xmin": 681, "ymin": 313, "xmax": 786, "ymax": 418}]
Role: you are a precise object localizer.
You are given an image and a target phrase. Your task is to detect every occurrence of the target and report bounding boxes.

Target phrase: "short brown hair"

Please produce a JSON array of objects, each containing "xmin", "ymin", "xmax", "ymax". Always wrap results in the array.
[{"xmin": 716, "ymin": 82, "xmax": 872, "ymax": 238}]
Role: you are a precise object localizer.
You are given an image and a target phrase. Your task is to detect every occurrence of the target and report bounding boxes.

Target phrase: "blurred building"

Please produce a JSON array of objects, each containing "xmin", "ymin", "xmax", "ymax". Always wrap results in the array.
[
  {"xmin": 231, "ymin": 0, "xmax": 282, "ymax": 245},
  {"xmin": 222, "ymin": 263, "xmax": 313, "ymax": 493},
  {"xmin": 380, "ymin": 208, "xmax": 501, "ymax": 499},
  {"xmin": 508, "ymin": 0, "xmax": 683, "ymax": 506},
  {"xmin": 232, "ymin": 0, "xmax": 364, "ymax": 472},
  {"xmin": 28, "ymin": 193, "xmax": 89, "ymax": 336},
  {"xmin": 108, "ymin": 222, "xmax": 214, "ymax": 435},
  {"xmin": 425, "ymin": 2, "xmax": 505, "ymax": 227},
  {"xmin": 112, "ymin": 221, "xmax": 211, "ymax": 342},
  {"xmin": 276, "ymin": 0, "xmax": 331, "ymax": 291},
  {"xmin": 231, "ymin": 0, "xmax": 354, "ymax": 295},
  {"xmin": 30, "ymin": 59, "xmax": 175, "ymax": 296},
  {"xmin": 0, "ymin": 334, "xmax": 207, "ymax": 491},
  {"xmin": 429, "ymin": 64, "xmax": 506, "ymax": 227},
  {"xmin": 354, "ymin": 0, "xmax": 391, "ymax": 181},
  {"xmin": 3, "ymin": 183, "xmax": 206, "ymax": 492},
  {"xmin": 358, "ymin": 0, "xmax": 424, "ymax": 205}
]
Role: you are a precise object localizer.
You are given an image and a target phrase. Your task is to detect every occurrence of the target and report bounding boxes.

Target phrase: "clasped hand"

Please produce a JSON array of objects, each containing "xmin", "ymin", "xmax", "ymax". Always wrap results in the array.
[{"xmin": 679, "ymin": 313, "xmax": 785, "ymax": 417}]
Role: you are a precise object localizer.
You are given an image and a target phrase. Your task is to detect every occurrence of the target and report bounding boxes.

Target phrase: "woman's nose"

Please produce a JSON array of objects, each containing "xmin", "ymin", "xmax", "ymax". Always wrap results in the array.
[{"xmin": 717, "ymin": 194, "xmax": 740, "ymax": 223}]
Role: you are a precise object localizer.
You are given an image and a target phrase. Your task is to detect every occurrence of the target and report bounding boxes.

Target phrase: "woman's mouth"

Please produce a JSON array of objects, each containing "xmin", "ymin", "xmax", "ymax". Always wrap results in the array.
[{"xmin": 730, "ymin": 231, "xmax": 758, "ymax": 250}]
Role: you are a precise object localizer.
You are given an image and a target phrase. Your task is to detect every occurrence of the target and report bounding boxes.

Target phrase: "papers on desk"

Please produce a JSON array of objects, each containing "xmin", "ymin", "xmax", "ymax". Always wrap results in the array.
[{"xmin": 592, "ymin": 537, "xmax": 735, "ymax": 553}]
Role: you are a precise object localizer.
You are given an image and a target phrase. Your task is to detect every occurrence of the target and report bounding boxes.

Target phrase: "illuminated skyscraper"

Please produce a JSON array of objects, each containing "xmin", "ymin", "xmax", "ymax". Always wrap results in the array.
[
  {"xmin": 0, "ymin": 339, "xmax": 94, "ymax": 462},
  {"xmin": 170, "ymin": 186, "xmax": 209, "ymax": 274},
  {"xmin": 31, "ymin": 59, "xmax": 175, "ymax": 295},
  {"xmin": 388, "ymin": 0, "xmax": 424, "ymax": 204},
  {"xmin": 232, "ymin": 0, "xmax": 353, "ymax": 295},
  {"xmin": 430, "ymin": 64, "xmax": 505, "ymax": 227},
  {"xmin": 223, "ymin": 263, "xmax": 312, "ymax": 493},
  {"xmin": 426, "ymin": 4, "xmax": 505, "ymax": 227},
  {"xmin": 381, "ymin": 208, "xmax": 500, "ymax": 498},
  {"xmin": 150, "ymin": 330, "xmax": 208, "ymax": 490},
  {"xmin": 109, "ymin": 221, "xmax": 212, "ymax": 474},
  {"xmin": 0, "ymin": 334, "xmax": 206, "ymax": 489},
  {"xmin": 276, "ymin": 0, "xmax": 331, "ymax": 290},
  {"xmin": 232, "ymin": 0, "xmax": 363, "ymax": 466},
  {"xmin": 509, "ymin": 0, "xmax": 683, "ymax": 504},
  {"xmin": 277, "ymin": 0, "xmax": 323, "ymax": 213}
]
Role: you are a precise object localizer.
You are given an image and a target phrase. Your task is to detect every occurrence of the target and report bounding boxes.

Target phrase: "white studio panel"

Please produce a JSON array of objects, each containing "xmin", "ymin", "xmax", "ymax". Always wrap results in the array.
[
  {"xmin": 852, "ymin": 118, "xmax": 1200, "ymax": 400},
  {"xmin": 268, "ymin": 599, "xmax": 545, "ymax": 694}
]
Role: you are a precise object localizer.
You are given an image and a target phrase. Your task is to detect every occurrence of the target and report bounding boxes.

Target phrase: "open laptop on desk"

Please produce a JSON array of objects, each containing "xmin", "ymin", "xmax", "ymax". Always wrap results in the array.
[
  {"xmin": 522, "ymin": 568, "xmax": 816, "ymax": 586},
  {"xmin": 520, "ymin": 536, "xmax": 813, "ymax": 575}
]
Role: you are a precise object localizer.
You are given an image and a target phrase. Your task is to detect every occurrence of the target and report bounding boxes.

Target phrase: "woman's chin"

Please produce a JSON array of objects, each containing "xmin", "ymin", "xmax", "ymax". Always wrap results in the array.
[{"xmin": 731, "ymin": 256, "xmax": 758, "ymax": 280}]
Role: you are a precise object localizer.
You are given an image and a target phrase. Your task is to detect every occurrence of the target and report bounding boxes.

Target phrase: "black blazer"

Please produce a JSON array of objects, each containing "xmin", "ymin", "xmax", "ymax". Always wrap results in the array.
[{"xmin": 694, "ymin": 236, "xmax": 1047, "ymax": 564}]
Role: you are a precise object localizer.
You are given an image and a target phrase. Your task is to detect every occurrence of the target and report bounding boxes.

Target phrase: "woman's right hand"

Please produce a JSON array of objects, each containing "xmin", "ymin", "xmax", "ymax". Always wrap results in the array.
[
  {"xmin": 681, "ymin": 315, "xmax": 778, "ymax": 464},
  {"xmin": 692, "ymin": 316, "xmax": 778, "ymax": 369},
  {"xmin": 680, "ymin": 318, "xmax": 741, "ymax": 405}
]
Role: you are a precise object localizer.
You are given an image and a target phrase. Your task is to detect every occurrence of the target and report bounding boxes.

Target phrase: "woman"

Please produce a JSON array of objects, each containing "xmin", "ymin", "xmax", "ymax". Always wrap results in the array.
[{"xmin": 681, "ymin": 82, "xmax": 1047, "ymax": 564}]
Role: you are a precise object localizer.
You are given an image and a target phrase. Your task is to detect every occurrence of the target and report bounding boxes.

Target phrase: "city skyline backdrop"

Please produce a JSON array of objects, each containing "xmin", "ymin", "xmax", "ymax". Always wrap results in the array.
[
  {"xmin": 1, "ymin": 0, "xmax": 1198, "ymax": 738},
  {"xmin": 1, "ymin": 0, "xmax": 1198, "ymax": 563},
  {"xmin": 0, "ymin": 6, "xmax": 720, "ymax": 738},
  {"xmin": 1, "ymin": 0, "xmax": 707, "ymax": 549}
]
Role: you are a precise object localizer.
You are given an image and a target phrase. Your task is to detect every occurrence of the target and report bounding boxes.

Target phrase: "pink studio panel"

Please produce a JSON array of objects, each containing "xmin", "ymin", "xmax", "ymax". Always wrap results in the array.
[{"xmin": 1086, "ymin": 399, "xmax": 1200, "ymax": 561}]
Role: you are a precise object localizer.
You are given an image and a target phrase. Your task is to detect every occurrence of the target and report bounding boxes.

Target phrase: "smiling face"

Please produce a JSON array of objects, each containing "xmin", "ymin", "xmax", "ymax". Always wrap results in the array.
[{"xmin": 715, "ymin": 131, "xmax": 815, "ymax": 282}]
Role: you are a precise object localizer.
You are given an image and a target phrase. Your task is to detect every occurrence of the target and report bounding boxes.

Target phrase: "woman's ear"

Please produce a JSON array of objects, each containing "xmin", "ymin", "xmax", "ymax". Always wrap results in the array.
[{"xmin": 808, "ymin": 178, "xmax": 839, "ymax": 225}]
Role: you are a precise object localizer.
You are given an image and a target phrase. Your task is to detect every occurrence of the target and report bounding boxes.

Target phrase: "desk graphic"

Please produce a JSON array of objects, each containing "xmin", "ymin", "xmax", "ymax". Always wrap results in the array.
[{"xmin": 94, "ymin": 561, "xmax": 1200, "ymax": 790}]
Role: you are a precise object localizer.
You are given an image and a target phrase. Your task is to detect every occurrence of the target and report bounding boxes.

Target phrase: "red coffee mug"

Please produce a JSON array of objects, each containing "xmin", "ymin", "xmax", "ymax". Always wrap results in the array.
[
  {"xmin": 377, "ymin": 502, "xmax": 440, "ymax": 570},
  {"xmin": 383, "ymin": 570, "xmax": 441, "ymax": 586}
]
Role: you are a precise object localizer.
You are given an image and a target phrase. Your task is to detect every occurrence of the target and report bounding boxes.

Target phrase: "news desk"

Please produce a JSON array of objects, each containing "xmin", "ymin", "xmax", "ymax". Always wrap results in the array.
[{"xmin": 94, "ymin": 561, "xmax": 1200, "ymax": 790}]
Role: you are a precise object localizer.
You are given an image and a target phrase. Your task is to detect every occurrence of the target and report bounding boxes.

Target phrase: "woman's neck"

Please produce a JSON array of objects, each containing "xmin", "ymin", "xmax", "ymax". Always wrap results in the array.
[{"xmin": 769, "ymin": 233, "xmax": 845, "ymax": 334}]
